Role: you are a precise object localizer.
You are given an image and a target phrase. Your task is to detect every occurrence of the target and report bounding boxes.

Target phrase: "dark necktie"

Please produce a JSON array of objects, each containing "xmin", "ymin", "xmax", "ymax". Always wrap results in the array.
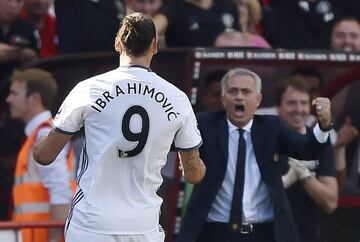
[{"xmin": 229, "ymin": 129, "xmax": 246, "ymax": 228}]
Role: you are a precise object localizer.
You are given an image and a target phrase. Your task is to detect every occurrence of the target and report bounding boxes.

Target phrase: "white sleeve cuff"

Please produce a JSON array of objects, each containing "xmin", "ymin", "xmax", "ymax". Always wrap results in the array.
[
  {"xmin": 49, "ymin": 187, "xmax": 73, "ymax": 205},
  {"xmin": 329, "ymin": 129, "xmax": 337, "ymax": 146},
  {"xmin": 313, "ymin": 123, "xmax": 330, "ymax": 143}
]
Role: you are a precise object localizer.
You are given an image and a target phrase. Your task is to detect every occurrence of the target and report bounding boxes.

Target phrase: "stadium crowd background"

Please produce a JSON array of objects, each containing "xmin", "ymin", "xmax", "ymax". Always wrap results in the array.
[{"xmin": 1, "ymin": 0, "xmax": 360, "ymax": 241}]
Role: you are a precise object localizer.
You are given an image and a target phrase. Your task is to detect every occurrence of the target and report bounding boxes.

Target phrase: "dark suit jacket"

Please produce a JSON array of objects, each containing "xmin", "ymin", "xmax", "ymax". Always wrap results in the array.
[{"xmin": 176, "ymin": 111, "xmax": 329, "ymax": 242}]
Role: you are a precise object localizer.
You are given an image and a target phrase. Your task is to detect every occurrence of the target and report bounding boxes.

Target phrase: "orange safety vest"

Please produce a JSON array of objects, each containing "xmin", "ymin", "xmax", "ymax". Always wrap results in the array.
[{"xmin": 13, "ymin": 119, "xmax": 76, "ymax": 242}]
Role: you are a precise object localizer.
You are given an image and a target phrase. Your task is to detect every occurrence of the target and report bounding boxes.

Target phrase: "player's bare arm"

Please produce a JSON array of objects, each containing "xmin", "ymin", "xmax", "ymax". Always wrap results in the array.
[
  {"xmin": 33, "ymin": 129, "xmax": 73, "ymax": 165},
  {"xmin": 179, "ymin": 149, "xmax": 206, "ymax": 184}
]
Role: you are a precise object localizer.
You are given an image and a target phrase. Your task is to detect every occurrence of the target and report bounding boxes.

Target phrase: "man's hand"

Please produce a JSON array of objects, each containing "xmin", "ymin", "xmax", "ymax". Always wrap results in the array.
[
  {"xmin": 289, "ymin": 158, "xmax": 314, "ymax": 181},
  {"xmin": 312, "ymin": 97, "xmax": 332, "ymax": 130},
  {"xmin": 20, "ymin": 48, "xmax": 37, "ymax": 64},
  {"xmin": 335, "ymin": 116, "xmax": 359, "ymax": 147},
  {"xmin": 0, "ymin": 43, "xmax": 21, "ymax": 61},
  {"xmin": 282, "ymin": 166, "xmax": 299, "ymax": 188}
]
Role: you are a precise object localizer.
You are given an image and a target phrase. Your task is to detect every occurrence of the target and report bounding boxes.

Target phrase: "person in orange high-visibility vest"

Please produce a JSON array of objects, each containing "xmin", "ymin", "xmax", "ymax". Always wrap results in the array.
[{"xmin": 6, "ymin": 68, "xmax": 76, "ymax": 242}]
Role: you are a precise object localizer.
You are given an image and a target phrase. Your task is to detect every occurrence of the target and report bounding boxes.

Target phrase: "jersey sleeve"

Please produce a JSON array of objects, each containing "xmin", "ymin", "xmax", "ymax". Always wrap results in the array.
[
  {"xmin": 317, "ymin": 144, "xmax": 336, "ymax": 177},
  {"xmin": 52, "ymin": 81, "xmax": 89, "ymax": 134},
  {"xmin": 36, "ymin": 127, "xmax": 73, "ymax": 204},
  {"xmin": 173, "ymin": 96, "xmax": 202, "ymax": 150}
]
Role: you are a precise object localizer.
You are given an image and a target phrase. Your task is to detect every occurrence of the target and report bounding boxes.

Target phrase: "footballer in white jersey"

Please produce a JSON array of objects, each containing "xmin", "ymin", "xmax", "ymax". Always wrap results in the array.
[
  {"xmin": 34, "ymin": 12, "xmax": 205, "ymax": 242},
  {"xmin": 52, "ymin": 66, "xmax": 202, "ymax": 234}
]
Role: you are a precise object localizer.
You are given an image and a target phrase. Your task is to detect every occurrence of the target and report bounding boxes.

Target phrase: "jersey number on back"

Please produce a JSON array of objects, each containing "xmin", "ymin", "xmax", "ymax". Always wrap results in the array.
[{"xmin": 118, "ymin": 105, "xmax": 149, "ymax": 158}]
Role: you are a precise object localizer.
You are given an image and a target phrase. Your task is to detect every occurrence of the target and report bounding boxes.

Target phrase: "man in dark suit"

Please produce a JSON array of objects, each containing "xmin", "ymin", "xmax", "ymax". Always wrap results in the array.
[{"xmin": 176, "ymin": 68, "xmax": 333, "ymax": 242}]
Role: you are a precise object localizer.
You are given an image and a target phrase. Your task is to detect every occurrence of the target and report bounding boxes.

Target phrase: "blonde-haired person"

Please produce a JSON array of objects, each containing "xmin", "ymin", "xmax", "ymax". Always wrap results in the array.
[
  {"xmin": 236, "ymin": 0, "xmax": 270, "ymax": 47},
  {"xmin": 237, "ymin": 0, "xmax": 261, "ymax": 34},
  {"xmin": 215, "ymin": 0, "xmax": 270, "ymax": 48},
  {"xmin": 215, "ymin": 30, "xmax": 269, "ymax": 48},
  {"xmin": 7, "ymin": 68, "xmax": 76, "ymax": 242}
]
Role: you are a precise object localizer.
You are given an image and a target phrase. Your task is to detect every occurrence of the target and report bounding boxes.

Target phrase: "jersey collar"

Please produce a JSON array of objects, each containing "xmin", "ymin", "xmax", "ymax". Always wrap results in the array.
[{"xmin": 119, "ymin": 65, "xmax": 153, "ymax": 72}]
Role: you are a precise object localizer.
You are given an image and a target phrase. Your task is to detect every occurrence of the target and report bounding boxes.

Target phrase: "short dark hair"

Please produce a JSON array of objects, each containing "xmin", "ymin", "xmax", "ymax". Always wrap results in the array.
[
  {"xmin": 274, "ymin": 77, "xmax": 310, "ymax": 106},
  {"xmin": 117, "ymin": 12, "xmax": 156, "ymax": 56},
  {"xmin": 289, "ymin": 67, "xmax": 324, "ymax": 86},
  {"xmin": 204, "ymin": 70, "xmax": 227, "ymax": 87},
  {"xmin": 333, "ymin": 16, "xmax": 360, "ymax": 30},
  {"xmin": 10, "ymin": 68, "xmax": 58, "ymax": 110}
]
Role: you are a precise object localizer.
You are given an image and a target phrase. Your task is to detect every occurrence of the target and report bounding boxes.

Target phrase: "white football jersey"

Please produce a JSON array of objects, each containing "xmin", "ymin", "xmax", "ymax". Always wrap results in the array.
[{"xmin": 53, "ymin": 66, "xmax": 202, "ymax": 234}]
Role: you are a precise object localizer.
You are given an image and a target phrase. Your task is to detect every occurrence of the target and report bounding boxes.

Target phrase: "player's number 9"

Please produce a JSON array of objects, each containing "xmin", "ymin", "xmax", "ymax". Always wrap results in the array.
[{"xmin": 118, "ymin": 105, "xmax": 149, "ymax": 158}]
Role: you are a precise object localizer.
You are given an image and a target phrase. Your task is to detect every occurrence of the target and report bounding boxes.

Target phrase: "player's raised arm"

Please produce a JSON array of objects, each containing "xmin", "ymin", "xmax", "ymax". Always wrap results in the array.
[
  {"xmin": 34, "ymin": 129, "xmax": 73, "ymax": 165},
  {"xmin": 179, "ymin": 149, "xmax": 206, "ymax": 184}
]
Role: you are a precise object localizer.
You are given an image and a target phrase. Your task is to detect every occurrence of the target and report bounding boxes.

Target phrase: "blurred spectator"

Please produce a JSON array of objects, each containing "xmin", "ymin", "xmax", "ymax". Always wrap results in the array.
[
  {"xmin": 289, "ymin": 67, "xmax": 359, "ymax": 190},
  {"xmin": 7, "ymin": 68, "xmax": 75, "ymax": 242},
  {"xmin": 153, "ymin": 0, "xmax": 240, "ymax": 48},
  {"xmin": 55, "ymin": 0, "xmax": 125, "ymax": 53},
  {"xmin": 330, "ymin": 16, "xmax": 360, "ymax": 52},
  {"xmin": 201, "ymin": 69, "xmax": 225, "ymax": 111},
  {"xmin": 263, "ymin": 0, "xmax": 339, "ymax": 49},
  {"xmin": 125, "ymin": 0, "xmax": 166, "ymax": 47},
  {"xmin": 236, "ymin": 0, "xmax": 260, "ymax": 33},
  {"xmin": 20, "ymin": 0, "xmax": 59, "ymax": 58},
  {"xmin": 126, "ymin": 0, "xmax": 162, "ymax": 16},
  {"xmin": 215, "ymin": 30, "xmax": 270, "ymax": 48},
  {"xmin": 276, "ymin": 78, "xmax": 338, "ymax": 242},
  {"xmin": 0, "ymin": 0, "xmax": 39, "ymax": 80},
  {"xmin": 329, "ymin": 17, "xmax": 360, "ymax": 195},
  {"xmin": 335, "ymin": 118, "xmax": 360, "ymax": 192},
  {"xmin": 289, "ymin": 67, "xmax": 324, "ymax": 102},
  {"xmin": 228, "ymin": 0, "xmax": 270, "ymax": 47}
]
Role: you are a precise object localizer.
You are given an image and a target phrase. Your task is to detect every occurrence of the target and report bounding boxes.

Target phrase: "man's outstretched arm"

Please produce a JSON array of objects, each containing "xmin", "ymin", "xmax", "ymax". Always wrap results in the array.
[
  {"xmin": 34, "ymin": 128, "xmax": 73, "ymax": 165},
  {"xmin": 179, "ymin": 149, "xmax": 206, "ymax": 184}
]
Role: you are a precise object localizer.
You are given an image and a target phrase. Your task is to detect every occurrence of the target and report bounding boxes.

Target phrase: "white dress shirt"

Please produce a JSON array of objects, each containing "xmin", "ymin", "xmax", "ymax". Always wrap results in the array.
[
  {"xmin": 25, "ymin": 111, "xmax": 73, "ymax": 204},
  {"xmin": 207, "ymin": 119, "xmax": 274, "ymax": 223},
  {"xmin": 207, "ymin": 118, "xmax": 329, "ymax": 224}
]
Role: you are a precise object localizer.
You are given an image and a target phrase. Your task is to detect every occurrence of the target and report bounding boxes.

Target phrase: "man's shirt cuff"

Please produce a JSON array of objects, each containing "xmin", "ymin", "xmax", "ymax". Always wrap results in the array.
[{"xmin": 313, "ymin": 123, "xmax": 330, "ymax": 143}]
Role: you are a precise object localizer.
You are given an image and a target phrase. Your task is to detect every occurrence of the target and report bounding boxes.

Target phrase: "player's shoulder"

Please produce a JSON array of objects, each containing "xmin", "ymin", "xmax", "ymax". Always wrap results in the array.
[
  {"xmin": 75, "ymin": 69, "xmax": 117, "ymax": 88},
  {"xmin": 89, "ymin": 69, "xmax": 118, "ymax": 82},
  {"xmin": 151, "ymin": 73, "xmax": 188, "ymax": 97}
]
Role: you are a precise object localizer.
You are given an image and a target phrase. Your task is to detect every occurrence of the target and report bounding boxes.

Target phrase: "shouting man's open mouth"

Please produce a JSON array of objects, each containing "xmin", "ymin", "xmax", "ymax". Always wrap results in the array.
[{"xmin": 235, "ymin": 103, "xmax": 245, "ymax": 117}]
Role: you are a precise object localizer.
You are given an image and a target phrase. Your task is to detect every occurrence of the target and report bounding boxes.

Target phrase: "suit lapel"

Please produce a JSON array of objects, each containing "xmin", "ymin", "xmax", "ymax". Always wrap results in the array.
[
  {"xmin": 251, "ymin": 117, "xmax": 270, "ymax": 180},
  {"xmin": 216, "ymin": 114, "xmax": 229, "ymax": 164}
]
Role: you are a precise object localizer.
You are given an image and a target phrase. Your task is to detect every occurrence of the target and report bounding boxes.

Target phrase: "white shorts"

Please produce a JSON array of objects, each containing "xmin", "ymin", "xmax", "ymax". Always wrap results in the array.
[{"xmin": 65, "ymin": 225, "xmax": 165, "ymax": 242}]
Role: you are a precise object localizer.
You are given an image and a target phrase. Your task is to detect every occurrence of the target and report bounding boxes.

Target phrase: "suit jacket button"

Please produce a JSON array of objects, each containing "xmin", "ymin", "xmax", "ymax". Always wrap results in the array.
[
  {"xmin": 273, "ymin": 153, "xmax": 279, "ymax": 162},
  {"xmin": 232, "ymin": 223, "xmax": 239, "ymax": 230}
]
